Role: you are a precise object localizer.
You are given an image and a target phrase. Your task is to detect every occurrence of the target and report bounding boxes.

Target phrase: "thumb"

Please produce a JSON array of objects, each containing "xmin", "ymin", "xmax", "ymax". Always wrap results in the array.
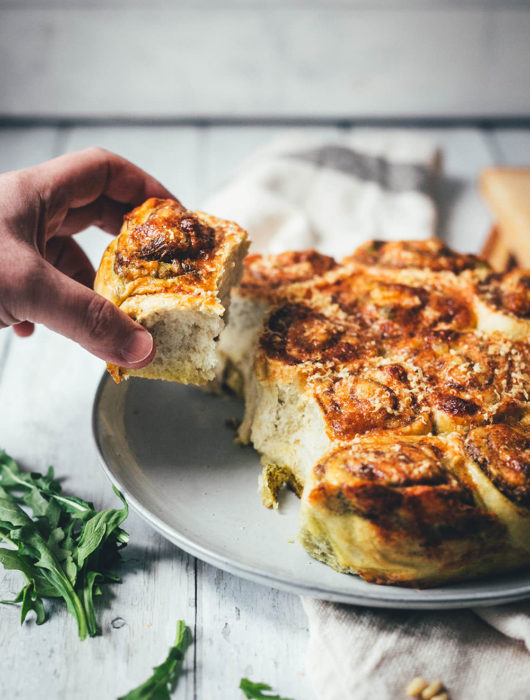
[{"xmin": 26, "ymin": 262, "xmax": 155, "ymax": 367}]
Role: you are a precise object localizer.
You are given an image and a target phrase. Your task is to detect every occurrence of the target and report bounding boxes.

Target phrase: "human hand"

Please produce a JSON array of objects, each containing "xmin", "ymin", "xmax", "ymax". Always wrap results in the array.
[{"xmin": 0, "ymin": 147, "xmax": 174, "ymax": 367}]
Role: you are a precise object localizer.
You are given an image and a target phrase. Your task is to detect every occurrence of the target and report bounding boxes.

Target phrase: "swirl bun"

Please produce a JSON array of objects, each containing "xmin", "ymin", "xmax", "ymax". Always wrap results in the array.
[
  {"xmin": 115, "ymin": 198, "xmax": 216, "ymax": 280},
  {"xmin": 461, "ymin": 425, "xmax": 530, "ymax": 556},
  {"xmin": 259, "ymin": 303, "xmax": 377, "ymax": 366},
  {"xmin": 475, "ymin": 269, "xmax": 530, "ymax": 340},
  {"xmin": 300, "ymin": 435, "xmax": 508, "ymax": 586},
  {"xmin": 316, "ymin": 272, "xmax": 474, "ymax": 341},
  {"xmin": 94, "ymin": 198, "xmax": 249, "ymax": 384},
  {"xmin": 404, "ymin": 332, "xmax": 530, "ymax": 432},
  {"xmin": 309, "ymin": 359, "xmax": 431, "ymax": 439},
  {"xmin": 348, "ymin": 238, "xmax": 488, "ymax": 275},
  {"xmin": 465, "ymin": 425, "xmax": 530, "ymax": 508},
  {"xmin": 239, "ymin": 250, "xmax": 337, "ymax": 300}
]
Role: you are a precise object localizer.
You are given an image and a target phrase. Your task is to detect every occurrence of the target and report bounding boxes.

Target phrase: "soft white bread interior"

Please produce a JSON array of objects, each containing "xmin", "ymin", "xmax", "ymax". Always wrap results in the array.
[
  {"xmin": 213, "ymin": 250, "xmax": 338, "ymax": 396},
  {"xmin": 242, "ymin": 367, "xmax": 332, "ymax": 508},
  {"xmin": 215, "ymin": 293, "xmax": 269, "ymax": 396},
  {"xmin": 94, "ymin": 198, "xmax": 249, "ymax": 384},
  {"xmin": 118, "ymin": 293, "xmax": 225, "ymax": 384},
  {"xmin": 213, "ymin": 251, "xmax": 340, "ymax": 504}
]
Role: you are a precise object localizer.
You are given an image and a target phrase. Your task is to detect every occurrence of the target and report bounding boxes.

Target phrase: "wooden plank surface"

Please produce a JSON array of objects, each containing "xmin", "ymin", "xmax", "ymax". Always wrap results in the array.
[
  {"xmin": 418, "ymin": 128, "xmax": 495, "ymax": 251},
  {"xmin": 0, "ymin": 128, "xmax": 58, "ymax": 373},
  {"xmin": 0, "ymin": 326, "xmax": 197, "ymax": 700},
  {"xmin": 0, "ymin": 127, "xmax": 58, "ymax": 169},
  {"xmin": 0, "ymin": 124, "xmax": 317, "ymax": 700},
  {"xmin": 489, "ymin": 129, "xmax": 530, "ymax": 166},
  {"xmin": 1, "ymin": 8, "xmax": 529, "ymax": 119},
  {"xmin": 0, "ymin": 124, "xmax": 523, "ymax": 700}
]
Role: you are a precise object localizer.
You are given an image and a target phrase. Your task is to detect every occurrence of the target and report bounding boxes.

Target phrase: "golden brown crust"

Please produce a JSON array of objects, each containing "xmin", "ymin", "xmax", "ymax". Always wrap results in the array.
[
  {"xmin": 478, "ymin": 269, "xmax": 530, "ymax": 319},
  {"xmin": 230, "ymin": 242, "xmax": 530, "ymax": 586},
  {"xmin": 309, "ymin": 359, "xmax": 431, "ymax": 440},
  {"xmin": 259, "ymin": 302, "xmax": 377, "ymax": 366},
  {"xmin": 115, "ymin": 198, "xmax": 216, "ymax": 280},
  {"xmin": 239, "ymin": 250, "xmax": 337, "ymax": 300},
  {"xmin": 399, "ymin": 331, "xmax": 530, "ymax": 431},
  {"xmin": 465, "ymin": 425, "xmax": 530, "ymax": 507},
  {"xmin": 307, "ymin": 435, "xmax": 501, "ymax": 546},
  {"xmin": 314, "ymin": 271, "xmax": 475, "ymax": 341},
  {"xmin": 348, "ymin": 238, "xmax": 489, "ymax": 274},
  {"xmin": 95, "ymin": 200, "xmax": 248, "ymax": 310}
]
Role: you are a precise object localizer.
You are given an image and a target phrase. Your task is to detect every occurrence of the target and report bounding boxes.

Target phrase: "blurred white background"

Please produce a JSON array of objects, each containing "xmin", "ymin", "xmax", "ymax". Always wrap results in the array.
[{"xmin": 1, "ymin": 0, "xmax": 529, "ymax": 121}]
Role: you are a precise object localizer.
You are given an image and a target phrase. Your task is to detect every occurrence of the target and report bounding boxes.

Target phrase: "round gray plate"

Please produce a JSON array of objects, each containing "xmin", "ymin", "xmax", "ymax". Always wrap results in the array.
[{"xmin": 93, "ymin": 374, "xmax": 530, "ymax": 609}]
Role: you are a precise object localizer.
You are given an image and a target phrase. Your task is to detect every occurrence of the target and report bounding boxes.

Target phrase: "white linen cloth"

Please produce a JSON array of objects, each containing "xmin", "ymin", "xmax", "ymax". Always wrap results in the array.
[
  {"xmin": 205, "ymin": 131, "xmax": 440, "ymax": 257},
  {"xmin": 205, "ymin": 130, "xmax": 530, "ymax": 700}
]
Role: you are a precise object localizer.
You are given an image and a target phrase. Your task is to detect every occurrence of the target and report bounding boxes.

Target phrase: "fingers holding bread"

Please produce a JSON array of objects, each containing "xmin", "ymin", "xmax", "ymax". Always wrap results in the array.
[{"xmin": 94, "ymin": 197, "xmax": 249, "ymax": 383}]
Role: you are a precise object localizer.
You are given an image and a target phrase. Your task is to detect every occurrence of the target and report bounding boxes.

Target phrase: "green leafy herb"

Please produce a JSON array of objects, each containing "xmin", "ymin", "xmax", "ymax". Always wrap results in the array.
[
  {"xmin": 119, "ymin": 620, "xmax": 192, "ymax": 699},
  {"xmin": 0, "ymin": 449, "xmax": 129, "ymax": 640},
  {"xmin": 239, "ymin": 679, "xmax": 294, "ymax": 700}
]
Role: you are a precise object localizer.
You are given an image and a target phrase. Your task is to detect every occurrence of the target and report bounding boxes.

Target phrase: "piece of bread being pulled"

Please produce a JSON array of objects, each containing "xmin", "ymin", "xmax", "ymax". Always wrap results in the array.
[{"xmin": 94, "ymin": 197, "xmax": 249, "ymax": 383}]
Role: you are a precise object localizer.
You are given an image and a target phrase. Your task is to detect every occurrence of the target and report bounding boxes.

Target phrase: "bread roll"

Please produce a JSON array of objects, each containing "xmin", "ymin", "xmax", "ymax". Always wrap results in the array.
[{"xmin": 95, "ymin": 198, "xmax": 249, "ymax": 383}]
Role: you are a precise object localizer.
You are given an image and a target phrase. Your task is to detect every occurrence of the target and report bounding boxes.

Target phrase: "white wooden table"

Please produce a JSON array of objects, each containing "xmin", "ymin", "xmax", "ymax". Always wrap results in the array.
[{"xmin": 0, "ymin": 124, "xmax": 529, "ymax": 700}]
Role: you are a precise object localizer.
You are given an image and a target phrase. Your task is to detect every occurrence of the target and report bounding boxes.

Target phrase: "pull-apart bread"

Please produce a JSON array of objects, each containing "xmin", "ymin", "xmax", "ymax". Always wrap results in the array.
[
  {"xmin": 94, "ymin": 198, "xmax": 249, "ymax": 383},
  {"xmin": 97, "ymin": 210, "xmax": 530, "ymax": 587},
  {"xmin": 217, "ymin": 238, "xmax": 530, "ymax": 587}
]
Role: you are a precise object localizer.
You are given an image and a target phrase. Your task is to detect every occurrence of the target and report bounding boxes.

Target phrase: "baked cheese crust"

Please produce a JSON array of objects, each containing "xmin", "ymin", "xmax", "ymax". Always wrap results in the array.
[
  {"xmin": 218, "ymin": 238, "xmax": 530, "ymax": 587},
  {"xmin": 95, "ymin": 198, "xmax": 249, "ymax": 383}
]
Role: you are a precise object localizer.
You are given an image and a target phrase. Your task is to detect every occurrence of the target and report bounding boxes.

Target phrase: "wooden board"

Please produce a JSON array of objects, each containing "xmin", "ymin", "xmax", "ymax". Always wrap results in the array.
[{"xmin": 479, "ymin": 131, "xmax": 530, "ymax": 268}]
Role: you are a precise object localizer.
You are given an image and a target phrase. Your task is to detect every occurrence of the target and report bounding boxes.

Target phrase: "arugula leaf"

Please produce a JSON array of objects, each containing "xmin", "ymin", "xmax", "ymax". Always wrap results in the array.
[
  {"xmin": 119, "ymin": 620, "xmax": 192, "ymax": 700},
  {"xmin": 76, "ymin": 491, "xmax": 129, "ymax": 569},
  {"xmin": 0, "ymin": 449, "xmax": 129, "ymax": 640},
  {"xmin": 19, "ymin": 581, "xmax": 46, "ymax": 625},
  {"xmin": 239, "ymin": 679, "xmax": 295, "ymax": 700}
]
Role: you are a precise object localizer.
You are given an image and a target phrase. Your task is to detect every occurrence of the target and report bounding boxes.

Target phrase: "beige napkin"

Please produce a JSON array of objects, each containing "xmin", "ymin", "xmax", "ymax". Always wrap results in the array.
[
  {"xmin": 205, "ymin": 130, "xmax": 530, "ymax": 700},
  {"xmin": 303, "ymin": 599, "xmax": 530, "ymax": 700}
]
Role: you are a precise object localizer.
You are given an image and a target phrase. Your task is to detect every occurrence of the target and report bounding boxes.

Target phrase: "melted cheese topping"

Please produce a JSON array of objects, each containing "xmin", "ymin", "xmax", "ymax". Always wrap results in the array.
[
  {"xmin": 478, "ymin": 269, "xmax": 530, "ymax": 319},
  {"xmin": 240, "ymin": 250, "xmax": 336, "ymax": 300},
  {"xmin": 259, "ymin": 302, "xmax": 378, "ymax": 366},
  {"xmin": 95, "ymin": 199, "xmax": 247, "ymax": 313},
  {"xmin": 314, "ymin": 270, "xmax": 475, "ymax": 341},
  {"xmin": 465, "ymin": 425, "xmax": 530, "ymax": 506},
  {"xmin": 233, "ymin": 239, "xmax": 530, "ymax": 586},
  {"xmin": 308, "ymin": 359, "xmax": 432, "ymax": 439},
  {"xmin": 347, "ymin": 238, "xmax": 489, "ymax": 274}
]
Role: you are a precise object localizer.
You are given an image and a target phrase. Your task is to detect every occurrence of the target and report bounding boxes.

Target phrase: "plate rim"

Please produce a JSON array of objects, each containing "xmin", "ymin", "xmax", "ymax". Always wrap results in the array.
[{"xmin": 92, "ymin": 372, "xmax": 530, "ymax": 609}]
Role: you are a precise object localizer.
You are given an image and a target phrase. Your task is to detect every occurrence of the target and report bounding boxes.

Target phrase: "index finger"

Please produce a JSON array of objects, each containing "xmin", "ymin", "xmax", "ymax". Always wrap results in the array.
[{"xmin": 29, "ymin": 146, "xmax": 176, "ymax": 215}]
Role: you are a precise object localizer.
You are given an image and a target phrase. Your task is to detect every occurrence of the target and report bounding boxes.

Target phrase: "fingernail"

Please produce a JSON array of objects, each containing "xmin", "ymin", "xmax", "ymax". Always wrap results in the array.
[{"xmin": 120, "ymin": 329, "xmax": 154, "ymax": 365}]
